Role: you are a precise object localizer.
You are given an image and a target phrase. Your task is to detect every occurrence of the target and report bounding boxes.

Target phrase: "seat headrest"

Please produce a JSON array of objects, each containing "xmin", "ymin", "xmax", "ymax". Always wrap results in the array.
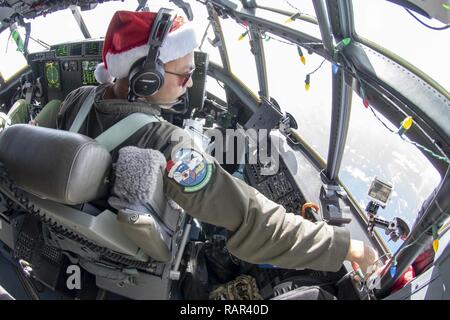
[{"xmin": 0, "ymin": 124, "xmax": 112, "ymax": 205}]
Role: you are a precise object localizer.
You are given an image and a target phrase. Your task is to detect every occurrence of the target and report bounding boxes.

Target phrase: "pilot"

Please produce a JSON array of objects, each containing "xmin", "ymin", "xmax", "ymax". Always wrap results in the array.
[{"xmin": 42, "ymin": 10, "xmax": 379, "ymax": 273}]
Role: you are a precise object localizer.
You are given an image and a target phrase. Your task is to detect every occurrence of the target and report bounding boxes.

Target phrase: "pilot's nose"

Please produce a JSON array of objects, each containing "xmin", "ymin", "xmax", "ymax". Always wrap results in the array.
[{"xmin": 186, "ymin": 76, "xmax": 194, "ymax": 88}]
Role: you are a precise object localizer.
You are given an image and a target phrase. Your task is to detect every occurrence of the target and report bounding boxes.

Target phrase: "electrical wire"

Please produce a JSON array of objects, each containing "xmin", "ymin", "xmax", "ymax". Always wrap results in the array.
[
  {"xmin": 402, "ymin": 137, "xmax": 450, "ymax": 165},
  {"xmin": 261, "ymin": 33, "xmax": 322, "ymax": 48},
  {"xmin": 199, "ymin": 20, "xmax": 212, "ymax": 51},
  {"xmin": 284, "ymin": 0, "xmax": 302, "ymax": 13},
  {"xmin": 237, "ymin": 22, "xmax": 322, "ymax": 50},
  {"xmin": 404, "ymin": 8, "xmax": 450, "ymax": 31},
  {"xmin": 306, "ymin": 58, "xmax": 326, "ymax": 76},
  {"xmin": 28, "ymin": 36, "xmax": 50, "ymax": 50},
  {"xmin": 283, "ymin": 0, "xmax": 316, "ymax": 21},
  {"xmin": 368, "ymin": 105, "xmax": 450, "ymax": 164},
  {"xmin": 5, "ymin": 30, "xmax": 12, "ymax": 53},
  {"xmin": 368, "ymin": 106, "xmax": 396, "ymax": 133},
  {"xmin": 216, "ymin": 79, "xmax": 225, "ymax": 89}
]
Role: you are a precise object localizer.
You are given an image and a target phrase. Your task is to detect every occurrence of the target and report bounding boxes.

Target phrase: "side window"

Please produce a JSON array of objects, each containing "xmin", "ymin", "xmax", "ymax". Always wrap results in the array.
[
  {"xmin": 220, "ymin": 17, "xmax": 259, "ymax": 96},
  {"xmin": 0, "ymin": 30, "xmax": 27, "ymax": 81},
  {"xmin": 189, "ymin": 1, "xmax": 223, "ymax": 67},
  {"xmin": 352, "ymin": 0, "xmax": 450, "ymax": 92},
  {"xmin": 340, "ymin": 93, "xmax": 442, "ymax": 251},
  {"xmin": 264, "ymin": 37, "xmax": 332, "ymax": 160},
  {"xmin": 255, "ymin": 0, "xmax": 322, "ymax": 39},
  {"xmin": 206, "ymin": 76, "xmax": 227, "ymax": 102}
]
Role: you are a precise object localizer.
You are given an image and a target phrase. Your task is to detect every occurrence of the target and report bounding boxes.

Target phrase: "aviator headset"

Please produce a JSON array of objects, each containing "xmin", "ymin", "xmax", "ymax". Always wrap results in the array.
[{"xmin": 127, "ymin": 8, "xmax": 175, "ymax": 102}]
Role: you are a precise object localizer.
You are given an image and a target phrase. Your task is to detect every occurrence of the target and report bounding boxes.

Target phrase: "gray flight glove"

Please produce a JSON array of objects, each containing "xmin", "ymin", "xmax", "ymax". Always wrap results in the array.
[{"xmin": 108, "ymin": 146, "xmax": 167, "ymax": 212}]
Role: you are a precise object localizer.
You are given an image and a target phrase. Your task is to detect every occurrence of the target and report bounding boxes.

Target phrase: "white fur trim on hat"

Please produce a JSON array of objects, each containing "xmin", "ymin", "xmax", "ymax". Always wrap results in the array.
[
  {"xmin": 103, "ymin": 22, "xmax": 199, "ymax": 81},
  {"xmin": 94, "ymin": 62, "xmax": 114, "ymax": 84},
  {"xmin": 159, "ymin": 23, "xmax": 199, "ymax": 63}
]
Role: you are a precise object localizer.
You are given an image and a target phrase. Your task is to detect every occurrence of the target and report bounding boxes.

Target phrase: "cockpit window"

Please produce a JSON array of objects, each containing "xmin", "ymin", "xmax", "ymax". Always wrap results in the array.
[
  {"xmin": 27, "ymin": 9, "xmax": 85, "ymax": 52},
  {"xmin": 188, "ymin": 0, "xmax": 223, "ymax": 67},
  {"xmin": 255, "ymin": 0, "xmax": 322, "ymax": 40},
  {"xmin": 352, "ymin": 0, "xmax": 450, "ymax": 91},
  {"xmin": 220, "ymin": 16, "xmax": 259, "ymax": 95},
  {"xmin": 263, "ymin": 36, "xmax": 332, "ymax": 160},
  {"xmin": 340, "ymin": 92, "xmax": 442, "ymax": 251},
  {"xmin": 0, "ymin": 30, "xmax": 27, "ymax": 81},
  {"xmin": 0, "ymin": 8, "xmax": 85, "ymax": 81},
  {"xmin": 257, "ymin": 0, "xmax": 318, "ymax": 21},
  {"xmin": 79, "ymin": 1, "xmax": 137, "ymax": 39},
  {"xmin": 207, "ymin": 76, "xmax": 227, "ymax": 102}
]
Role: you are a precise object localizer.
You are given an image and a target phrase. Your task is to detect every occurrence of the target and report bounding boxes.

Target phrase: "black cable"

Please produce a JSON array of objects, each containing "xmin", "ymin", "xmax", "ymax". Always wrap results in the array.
[
  {"xmin": 307, "ymin": 58, "xmax": 326, "ymax": 76},
  {"xmin": 284, "ymin": 0, "xmax": 301, "ymax": 13},
  {"xmin": 405, "ymin": 8, "xmax": 450, "ymax": 30},
  {"xmin": 283, "ymin": 0, "xmax": 315, "ymax": 20},
  {"xmin": 5, "ymin": 30, "xmax": 12, "ymax": 53},
  {"xmin": 199, "ymin": 21, "xmax": 212, "ymax": 51},
  {"xmin": 238, "ymin": 23, "xmax": 323, "ymax": 50},
  {"xmin": 368, "ymin": 106, "xmax": 396, "ymax": 133},
  {"xmin": 216, "ymin": 79, "xmax": 225, "ymax": 89},
  {"xmin": 14, "ymin": 266, "xmax": 40, "ymax": 300}
]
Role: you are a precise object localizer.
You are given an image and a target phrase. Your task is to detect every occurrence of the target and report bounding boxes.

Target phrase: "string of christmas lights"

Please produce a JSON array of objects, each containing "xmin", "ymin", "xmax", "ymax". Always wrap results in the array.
[{"xmin": 304, "ymin": 58, "xmax": 326, "ymax": 91}]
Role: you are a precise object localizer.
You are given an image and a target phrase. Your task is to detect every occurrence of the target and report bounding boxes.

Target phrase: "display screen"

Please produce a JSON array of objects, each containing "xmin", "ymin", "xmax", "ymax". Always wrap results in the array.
[
  {"xmin": 85, "ymin": 42, "xmax": 100, "ymax": 56},
  {"xmin": 70, "ymin": 43, "xmax": 82, "ymax": 56},
  {"xmin": 55, "ymin": 45, "xmax": 68, "ymax": 57},
  {"xmin": 81, "ymin": 60, "xmax": 99, "ymax": 85},
  {"xmin": 45, "ymin": 61, "xmax": 60, "ymax": 89}
]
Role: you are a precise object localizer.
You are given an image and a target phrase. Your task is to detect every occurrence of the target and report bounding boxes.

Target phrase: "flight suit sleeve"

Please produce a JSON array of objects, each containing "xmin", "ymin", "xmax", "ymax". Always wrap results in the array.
[{"xmin": 159, "ymin": 125, "xmax": 351, "ymax": 272}]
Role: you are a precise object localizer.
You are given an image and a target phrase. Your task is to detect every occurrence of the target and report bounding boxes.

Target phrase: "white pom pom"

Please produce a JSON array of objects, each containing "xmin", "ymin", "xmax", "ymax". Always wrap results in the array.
[{"xmin": 94, "ymin": 62, "xmax": 114, "ymax": 84}]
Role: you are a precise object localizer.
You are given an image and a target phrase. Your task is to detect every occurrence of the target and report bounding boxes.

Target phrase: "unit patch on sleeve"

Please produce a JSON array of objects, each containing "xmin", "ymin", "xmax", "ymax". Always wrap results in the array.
[{"xmin": 166, "ymin": 148, "xmax": 213, "ymax": 192}]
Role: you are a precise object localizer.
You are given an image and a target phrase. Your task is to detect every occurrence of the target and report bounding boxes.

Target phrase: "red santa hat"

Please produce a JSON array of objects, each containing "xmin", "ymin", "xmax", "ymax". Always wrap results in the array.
[{"xmin": 94, "ymin": 10, "xmax": 199, "ymax": 84}]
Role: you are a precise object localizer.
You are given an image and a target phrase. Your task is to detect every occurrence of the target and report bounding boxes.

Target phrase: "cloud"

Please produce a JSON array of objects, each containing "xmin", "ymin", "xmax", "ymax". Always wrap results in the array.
[
  {"xmin": 391, "ymin": 150, "xmax": 420, "ymax": 174},
  {"xmin": 343, "ymin": 165, "xmax": 372, "ymax": 184}
]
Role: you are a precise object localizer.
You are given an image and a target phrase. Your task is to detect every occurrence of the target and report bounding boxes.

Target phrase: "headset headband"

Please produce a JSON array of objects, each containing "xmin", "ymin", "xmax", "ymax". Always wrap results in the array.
[{"xmin": 144, "ymin": 8, "xmax": 174, "ymax": 68}]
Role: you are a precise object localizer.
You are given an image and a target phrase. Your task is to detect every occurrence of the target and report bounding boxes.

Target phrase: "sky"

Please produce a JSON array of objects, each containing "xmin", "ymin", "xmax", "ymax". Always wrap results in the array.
[{"xmin": 0, "ymin": 0, "xmax": 447, "ymax": 251}]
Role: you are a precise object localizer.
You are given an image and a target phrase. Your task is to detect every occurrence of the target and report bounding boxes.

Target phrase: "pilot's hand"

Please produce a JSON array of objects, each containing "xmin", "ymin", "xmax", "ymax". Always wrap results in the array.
[{"xmin": 345, "ymin": 239, "xmax": 379, "ymax": 274}]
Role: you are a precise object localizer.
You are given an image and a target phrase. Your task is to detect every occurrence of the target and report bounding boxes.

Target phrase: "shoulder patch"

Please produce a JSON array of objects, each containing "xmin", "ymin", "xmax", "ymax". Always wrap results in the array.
[{"xmin": 167, "ymin": 148, "xmax": 213, "ymax": 192}]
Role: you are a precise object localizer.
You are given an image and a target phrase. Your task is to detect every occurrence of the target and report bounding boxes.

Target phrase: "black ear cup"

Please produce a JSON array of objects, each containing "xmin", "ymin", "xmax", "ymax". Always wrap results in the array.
[{"xmin": 129, "ymin": 58, "xmax": 165, "ymax": 98}]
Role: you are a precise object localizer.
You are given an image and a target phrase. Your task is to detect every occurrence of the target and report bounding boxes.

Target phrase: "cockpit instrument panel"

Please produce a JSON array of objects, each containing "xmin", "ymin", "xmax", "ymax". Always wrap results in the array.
[
  {"xmin": 29, "ymin": 40, "xmax": 103, "ymax": 101},
  {"xmin": 245, "ymin": 159, "xmax": 306, "ymax": 216}
]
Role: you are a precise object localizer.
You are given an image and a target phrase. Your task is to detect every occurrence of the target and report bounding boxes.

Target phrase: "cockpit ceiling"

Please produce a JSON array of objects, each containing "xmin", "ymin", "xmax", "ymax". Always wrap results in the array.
[{"xmin": 0, "ymin": 0, "xmax": 117, "ymax": 32}]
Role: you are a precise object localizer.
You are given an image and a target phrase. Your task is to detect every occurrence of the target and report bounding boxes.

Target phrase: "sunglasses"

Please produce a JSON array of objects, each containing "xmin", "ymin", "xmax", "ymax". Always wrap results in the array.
[{"xmin": 165, "ymin": 68, "xmax": 195, "ymax": 87}]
